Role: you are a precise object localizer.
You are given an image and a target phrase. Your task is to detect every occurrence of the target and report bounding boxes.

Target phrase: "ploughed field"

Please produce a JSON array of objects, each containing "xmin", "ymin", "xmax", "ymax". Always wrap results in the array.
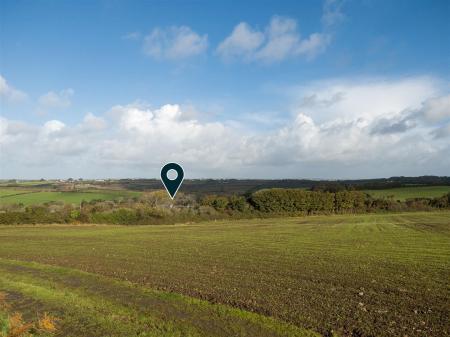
[{"xmin": 0, "ymin": 212, "xmax": 449, "ymax": 336}]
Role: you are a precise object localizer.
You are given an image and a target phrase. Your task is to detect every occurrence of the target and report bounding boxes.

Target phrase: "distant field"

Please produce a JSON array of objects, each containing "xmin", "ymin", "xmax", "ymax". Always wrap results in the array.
[
  {"xmin": 0, "ymin": 189, "xmax": 35, "ymax": 197},
  {"xmin": 0, "ymin": 188, "xmax": 141, "ymax": 205},
  {"xmin": 0, "ymin": 212, "xmax": 449, "ymax": 336},
  {"xmin": 0, "ymin": 180, "xmax": 52, "ymax": 187},
  {"xmin": 363, "ymin": 185, "xmax": 450, "ymax": 200}
]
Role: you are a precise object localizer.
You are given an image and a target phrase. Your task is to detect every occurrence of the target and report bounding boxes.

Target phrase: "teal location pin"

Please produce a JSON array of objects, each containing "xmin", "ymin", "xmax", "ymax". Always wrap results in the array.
[{"xmin": 160, "ymin": 163, "xmax": 184, "ymax": 199}]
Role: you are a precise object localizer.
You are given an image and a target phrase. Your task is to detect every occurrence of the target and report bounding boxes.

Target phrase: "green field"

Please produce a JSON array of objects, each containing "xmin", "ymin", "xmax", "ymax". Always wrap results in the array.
[
  {"xmin": 0, "ymin": 189, "xmax": 34, "ymax": 197},
  {"xmin": 363, "ymin": 185, "xmax": 450, "ymax": 200},
  {"xmin": 0, "ymin": 189, "xmax": 141, "ymax": 205},
  {"xmin": 0, "ymin": 212, "xmax": 449, "ymax": 336}
]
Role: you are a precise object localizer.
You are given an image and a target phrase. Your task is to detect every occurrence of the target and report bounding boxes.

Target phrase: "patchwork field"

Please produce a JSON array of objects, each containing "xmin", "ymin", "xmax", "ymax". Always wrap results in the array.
[{"xmin": 0, "ymin": 212, "xmax": 449, "ymax": 336}]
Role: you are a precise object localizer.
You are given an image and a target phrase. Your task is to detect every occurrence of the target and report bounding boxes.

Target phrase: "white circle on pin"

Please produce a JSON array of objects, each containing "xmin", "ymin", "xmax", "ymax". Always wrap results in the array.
[{"xmin": 167, "ymin": 169, "xmax": 178, "ymax": 180}]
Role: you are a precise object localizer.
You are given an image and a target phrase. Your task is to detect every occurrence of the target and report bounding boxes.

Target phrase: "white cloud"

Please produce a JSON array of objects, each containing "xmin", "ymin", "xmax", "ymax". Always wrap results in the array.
[
  {"xmin": 432, "ymin": 123, "xmax": 450, "ymax": 139},
  {"xmin": 290, "ymin": 77, "xmax": 441, "ymax": 123},
  {"xmin": 38, "ymin": 89, "xmax": 74, "ymax": 111},
  {"xmin": 81, "ymin": 113, "xmax": 107, "ymax": 131},
  {"xmin": 0, "ymin": 75, "xmax": 27, "ymax": 103},
  {"xmin": 295, "ymin": 33, "xmax": 331, "ymax": 59},
  {"xmin": 217, "ymin": 16, "xmax": 331, "ymax": 63},
  {"xmin": 42, "ymin": 120, "xmax": 65, "ymax": 134},
  {"xmin": 322, "ymin": 0, "xmax": 345, "ymax": 28},
  {"xmin": 217, "ymin": 22, "xmax": 265, "ymax": 60},
  {"xmin": 420, "ymin": 94, "xmax": 450, "ymax": 122},
  {"xmin": 143, "ymin": 26, "xmax": 208, "ymax": 59},
  {"xmin": 1, "ymin": 77, "xmax": 449, "ymax": 178},
  {"xmin": 242, "ymin": 77, "xmax": 448, "ymax": 170},
  {"xmin": 104, "ymin": 103, "xmax": 237, "ymax": 167}
]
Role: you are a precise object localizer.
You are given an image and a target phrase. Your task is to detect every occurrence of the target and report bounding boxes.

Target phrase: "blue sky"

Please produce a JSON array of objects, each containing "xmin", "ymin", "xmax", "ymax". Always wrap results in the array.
[{"xmin": 1, "ymin": 0, "xmax": 450, "ymax": 179}]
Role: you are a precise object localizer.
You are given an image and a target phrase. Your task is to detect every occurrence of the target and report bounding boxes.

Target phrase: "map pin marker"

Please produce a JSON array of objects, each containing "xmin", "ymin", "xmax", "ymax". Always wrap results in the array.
[{"xmin": 160, "ymin": 163, "xmax": 184, "ymax": 199}]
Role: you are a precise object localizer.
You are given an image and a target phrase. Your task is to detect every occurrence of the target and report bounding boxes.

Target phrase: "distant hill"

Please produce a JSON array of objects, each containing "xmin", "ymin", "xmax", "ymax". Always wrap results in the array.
[{"xmin": 116, "ymin": 175, "xmax": 450, "ymax": 195}]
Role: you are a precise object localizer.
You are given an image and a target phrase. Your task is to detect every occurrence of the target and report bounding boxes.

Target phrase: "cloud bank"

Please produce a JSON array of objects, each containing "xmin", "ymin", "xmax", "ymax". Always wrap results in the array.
[{"xmin": 1, "ymin": 77, "xmax": 449, "ymax": 179}]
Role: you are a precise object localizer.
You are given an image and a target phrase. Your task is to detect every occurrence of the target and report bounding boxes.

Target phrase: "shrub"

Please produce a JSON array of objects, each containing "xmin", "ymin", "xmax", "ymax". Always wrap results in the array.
[
  {"xmin": 70, "ymin": 210, "xmax": 80, "ymax": 219},
  {"xmin": 227, "ymin": 196, "xmax": 247, "ymax": 212},
  {"xmin": 200, "ymin": 195, "xmax": 229, "ymax": 211}
]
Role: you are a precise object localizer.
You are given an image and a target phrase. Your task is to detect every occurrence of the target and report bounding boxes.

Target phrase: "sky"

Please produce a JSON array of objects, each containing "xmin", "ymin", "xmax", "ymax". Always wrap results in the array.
[{"xmin": 1, "ymin": 0, "xmax": 449, "ymax": 179}]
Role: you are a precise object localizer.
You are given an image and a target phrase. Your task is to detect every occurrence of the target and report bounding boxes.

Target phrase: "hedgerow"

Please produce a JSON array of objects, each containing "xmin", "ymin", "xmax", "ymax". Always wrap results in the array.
[{"xmin": 0, "ymin": 190, "xmax": 448, "ymax": 225}]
